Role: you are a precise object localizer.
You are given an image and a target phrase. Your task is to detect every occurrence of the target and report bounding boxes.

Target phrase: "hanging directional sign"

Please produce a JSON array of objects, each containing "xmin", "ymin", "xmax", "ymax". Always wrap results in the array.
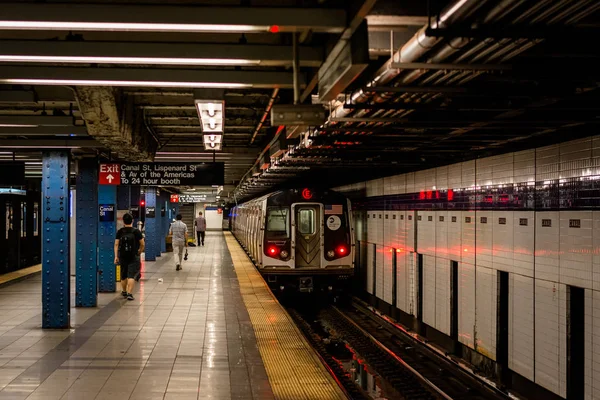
[{"xmin": 99, "ymin": 162, "xmax": 224, "ymax": 186}]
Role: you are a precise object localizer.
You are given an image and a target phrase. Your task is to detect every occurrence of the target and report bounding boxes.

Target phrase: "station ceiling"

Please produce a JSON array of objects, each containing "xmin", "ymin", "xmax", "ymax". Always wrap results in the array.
[{"xmin": 0, "ymin": 0, "xmax": 599, "ymax": 203}]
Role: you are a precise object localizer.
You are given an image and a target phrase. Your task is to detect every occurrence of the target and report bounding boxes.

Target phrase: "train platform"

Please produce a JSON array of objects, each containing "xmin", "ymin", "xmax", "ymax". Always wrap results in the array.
[{"xmin": 0, "ymin": 232, "xmax": 345, "ymax": 400}]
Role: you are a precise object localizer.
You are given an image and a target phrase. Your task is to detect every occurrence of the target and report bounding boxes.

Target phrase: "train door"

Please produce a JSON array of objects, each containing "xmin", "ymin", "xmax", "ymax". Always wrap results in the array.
[{"xmin": 292, "ymin": 203, "xmax": 322, "ymax": 268}]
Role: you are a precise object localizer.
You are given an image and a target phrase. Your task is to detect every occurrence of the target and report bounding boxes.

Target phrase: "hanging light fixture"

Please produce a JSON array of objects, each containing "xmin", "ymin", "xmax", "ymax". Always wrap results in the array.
[{"xmin": 195, "ymin": 99, "xmax": 225, "ymax": 151}]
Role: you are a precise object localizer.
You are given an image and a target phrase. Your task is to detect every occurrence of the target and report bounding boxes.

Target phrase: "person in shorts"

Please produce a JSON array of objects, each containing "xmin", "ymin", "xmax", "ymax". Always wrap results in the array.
[{"xmin": 114, "ymin": 213, "xmax": 144, "ymax": 300}]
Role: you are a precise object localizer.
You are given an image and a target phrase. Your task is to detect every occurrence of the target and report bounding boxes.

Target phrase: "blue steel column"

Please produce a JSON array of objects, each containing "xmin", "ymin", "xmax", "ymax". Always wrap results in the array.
[
  {"xmin": 75, "ymin": 159, "xmax": 98, "ymax": 307},
  {"xmin": 42, "ymin": 151, "xmax": 70, "ymax": 329},
  {"xmin": 144, "ymin": 188, "xmax": 158, "ymax": 261},
  {"xmin": 98, "ymin": 185, "xmax": 116, "ymax": 292},
  {"xmin": 160, "ymin": 195, "xmax": 167, "ymax": 253}
]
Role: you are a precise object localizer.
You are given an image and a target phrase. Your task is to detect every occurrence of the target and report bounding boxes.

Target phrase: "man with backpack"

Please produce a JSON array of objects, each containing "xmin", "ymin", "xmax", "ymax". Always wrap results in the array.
[
  {"xmin": 114, "ymin": 213, "xmax": 145, "ymax": 300},
  {"xmin": 169, "ymin": 214, "xmax": 188, "ymax": 271}
]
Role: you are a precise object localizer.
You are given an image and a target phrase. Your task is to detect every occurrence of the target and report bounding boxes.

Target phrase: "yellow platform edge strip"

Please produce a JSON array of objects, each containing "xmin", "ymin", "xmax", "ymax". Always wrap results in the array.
[
  {"xmin": 0, "ymin": 264, "xmax": 42, "ymax": 286},
  {"xmin": 224, "ymin": 232, "xmax": 347, "ymax": 400}
]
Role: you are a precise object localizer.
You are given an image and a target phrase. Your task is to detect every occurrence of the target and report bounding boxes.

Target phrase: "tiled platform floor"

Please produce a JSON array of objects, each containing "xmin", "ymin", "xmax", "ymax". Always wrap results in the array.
[{"xmin": 0, "ymin": 232, "xmax": 275, "ymax": 400}]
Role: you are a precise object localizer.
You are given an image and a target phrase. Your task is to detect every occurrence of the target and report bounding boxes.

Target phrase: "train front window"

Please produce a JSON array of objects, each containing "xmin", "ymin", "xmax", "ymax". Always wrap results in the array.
[
  {"xmin": 297, "ymin": 209, "xmax": 315, "ymax": 234},
  {"xmin": 266, "ymin": 207, "xmax": 289, "ymax": 237}
]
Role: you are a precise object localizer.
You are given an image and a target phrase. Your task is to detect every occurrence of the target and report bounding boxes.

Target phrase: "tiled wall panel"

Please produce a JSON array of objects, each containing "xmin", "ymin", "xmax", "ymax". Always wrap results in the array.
[
  {"xmin": 436, "ymin": 211, "xmax": 448, "ymax": 260},
  {"xmin": 461, "ymin": 211, "xmax": 476, "ymax": 265},
  {"xmin": 476, "ymin": 211, "xmax": 493, "ymax": 269},
  {"xmin": 475, "ymin": 266, "xmax": 497, "ymax": 360},
  {"xmin": 435, "ymin": 257, "xmax": 450, "ymax": 335},
  {"xmin": 592, "ymin": 211, "xmax": 600, "ymax": 292},
  {"xmin": 422, "ymin": 255, "xmax": 436, "ymax": 328},
  {"xmin": 534, "ymin": 280, "xmax": 565, "ymax": 397},
  {"xmin": 585, "ymin": 289, "xmax": 594, "ymax": 400},
  {"xmin": 513, "ymin": 211, "xmax": 535, "ymax": 277},
  {"xmin": 396, "ymin": 249, "xmax": 408, "ymax": 312},
  {"xmin": 417, "ymin": 210, "xmax": 435, "ymax": 256},
  {"xmin": 509, "ymin": 274, "xmax": 534, "ymax": 381},
  {"xmin": 383, "ymin": 245, "xmax": 393, "ymax": 304},
  {"xmin": 559, "ymin": 211, "xmax": 593, "ymax": 289},
  {"xmin": 493, "ymin": 210, "xmax": 513, "ymax": 273},
  {"xmin": 535, "ymin": 211, "xmax": 560, "ymax": 282}
]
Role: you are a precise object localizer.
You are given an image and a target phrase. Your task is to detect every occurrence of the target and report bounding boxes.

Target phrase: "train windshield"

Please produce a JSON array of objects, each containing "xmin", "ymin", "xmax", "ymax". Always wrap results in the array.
[{"xmin": 266, "ymin": 207, "xmax": 289, "ymax": 238}]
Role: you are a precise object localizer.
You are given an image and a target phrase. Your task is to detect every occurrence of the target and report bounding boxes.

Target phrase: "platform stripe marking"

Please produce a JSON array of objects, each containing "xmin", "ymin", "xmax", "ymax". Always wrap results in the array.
[{"xmin": 224, "ymin": 232, "xmax": 346, "ymax": 400}]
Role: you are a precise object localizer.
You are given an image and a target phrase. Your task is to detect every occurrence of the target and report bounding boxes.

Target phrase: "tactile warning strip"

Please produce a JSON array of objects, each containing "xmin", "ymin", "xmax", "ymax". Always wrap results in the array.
[
  {"xmin": 224, "ymin": 232, "xmax": 346, "ymax": 400},
  {"xmin": 0, "ymin": 263, "xmax": 41, "ymax": 287}
]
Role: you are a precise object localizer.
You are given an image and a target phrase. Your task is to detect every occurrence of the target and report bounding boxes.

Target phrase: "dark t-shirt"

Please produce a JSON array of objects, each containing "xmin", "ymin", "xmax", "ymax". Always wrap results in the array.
[{"xmin": 116, "ymin": 227, "xmax": 143, "ymax": 260}]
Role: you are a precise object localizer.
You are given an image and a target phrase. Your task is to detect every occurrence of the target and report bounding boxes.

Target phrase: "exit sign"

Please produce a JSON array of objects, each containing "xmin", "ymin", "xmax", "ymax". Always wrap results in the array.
[{"xmin": 99, "ymin": 164, "xmax": 120, "ymax": 185}]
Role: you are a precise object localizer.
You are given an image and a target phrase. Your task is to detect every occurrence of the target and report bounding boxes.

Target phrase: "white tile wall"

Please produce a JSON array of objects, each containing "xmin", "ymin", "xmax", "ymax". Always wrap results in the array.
[
  {"xmin": 383, "ymin": 245, "xmax": 393, "ymax": 304},
  {"xmin": 560, "ymin": 137, "xmax": 592, "ymax": 179},
  {"xmin": 396, "ymin": 249, "xmax": 408, "ymax": 313},
  {"xmin": 459, "ymin": 262, "xmax": 475, "ymax": 349},
  {"xmin": 354, "ymin": 135, "xmax": 600, "ymax": 397},
  {"xmin": 366, "ymin": 238, "xmax": 374, "ymax": 295},
  {"xmin": 475, "ymin": 266, "xmax": 497, "ymax": 360},
  {"xmin": 461, "ymin": 211, "xmax": 476, "ymax": 265},
  {"xmin": 513, "ymin": 211, "xmax": 535, "ymax": 277},
  {"xmin": 559, "ymin": 211, "xmax": 593, "ymax": 289},
  {"xmin": 436, "ymin": 257, "xmax": 451, "ymax": 335},
  {"xmin": 423, "ymin": 255, "xmax": 436, "ymax": 328},
  {"xmin": 509, "ymin": 274, "xmax": 534, "ymax": 381},
  {"xmin": 493, "ymin": 210, "xmax": 513, "ymax": 273},
  {"xmin": 417, "ymin": 211, "xmax": 435, "ymax": 256},
  {"xmin": 376, "ymin": 244, "xmax": 384, "ymax": 300},
  {"xmin": 435, "ymin": 211, "xmax": 448, "ymax": 260},
  {"xmin": 476, "ymin": 211, "xmax": 493, "ymax": 269},
  {"xmin": 535, "ymin": 211, "xmax": 560, "ymax": 282},
  {"xmin": 593, "ymin": 211, "xmax": 600, "ymax": 292},
  {"xmin": 534, "ymin": 280, "xmax": 565, "ymax": 397},
  {"xmin": 436, "ymin": 166, "xmax": 449, "ymax": 190}
]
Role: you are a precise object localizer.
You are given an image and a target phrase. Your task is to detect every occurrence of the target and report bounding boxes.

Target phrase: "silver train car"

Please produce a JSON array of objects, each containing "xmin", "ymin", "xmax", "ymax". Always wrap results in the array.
[{"xmin": 231, "ymin": 188, "xmax": 354, "ymax": 293}]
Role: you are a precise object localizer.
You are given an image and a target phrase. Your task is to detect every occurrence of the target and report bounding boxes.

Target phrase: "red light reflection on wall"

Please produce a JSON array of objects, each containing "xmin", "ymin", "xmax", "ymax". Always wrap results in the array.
[{"xmin": 448, "ymin": 189, "xmax": 454, "ymax": 201}]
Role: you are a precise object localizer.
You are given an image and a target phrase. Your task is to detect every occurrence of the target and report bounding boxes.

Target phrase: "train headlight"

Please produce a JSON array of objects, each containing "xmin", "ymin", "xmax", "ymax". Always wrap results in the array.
[
  {"xmin": 327, "ymin": 250, "xmax": 335, "ymax": 258},
  {"xmin": 280, "ymin": 250, "xmax": 289, "ymax": 259}
]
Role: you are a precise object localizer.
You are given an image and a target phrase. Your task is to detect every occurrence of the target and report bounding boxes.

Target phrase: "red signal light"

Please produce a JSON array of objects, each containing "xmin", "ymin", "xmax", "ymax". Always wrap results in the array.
[
  {"xmin": 336, "ymin": 245, "xmax": 347, "ymax": 256},
  {"xmin": 269, "ymin": 25, "xmax": 280, "ymax": 33},
  {"xmin": 140, "ymin": 200, "xmax": 145, "ymax": 206},
  {"xmin": 301, "ymin": 188, "xmax": 313, "ymax": 200}
]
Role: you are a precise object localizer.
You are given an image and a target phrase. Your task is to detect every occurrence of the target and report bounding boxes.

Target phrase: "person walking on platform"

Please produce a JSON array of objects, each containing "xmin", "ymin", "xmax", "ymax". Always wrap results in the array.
[
  {"xmin": 170, "ymin": 214, "xmax": 188, "ymax": 271},
  {"xmin": 114, "ymin": 213, "xmax": 144, "ymax": 301},
  {"xmin": 195, "ymin": 211, "xmax": 206, "ymax": 246}
]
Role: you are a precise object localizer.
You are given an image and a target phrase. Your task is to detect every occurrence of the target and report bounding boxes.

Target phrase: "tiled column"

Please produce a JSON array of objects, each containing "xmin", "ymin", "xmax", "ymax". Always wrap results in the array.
[{"xmin": 98, "ymin": 185, "xmax": 116, "ymax": 292}]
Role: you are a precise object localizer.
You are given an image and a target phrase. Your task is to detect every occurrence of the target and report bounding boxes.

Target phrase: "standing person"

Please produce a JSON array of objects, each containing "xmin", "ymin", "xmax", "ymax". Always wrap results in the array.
[
  {"xmin": 195, "ymin": 211, "xmax": 206, "ymax": 246},
  {"xmin": 169, "ymin": 214, "xmax": 188, "ymax": 271},
  {"xmin": 114, "ymin": 213, "xmax": 144, "ymax": 301}
]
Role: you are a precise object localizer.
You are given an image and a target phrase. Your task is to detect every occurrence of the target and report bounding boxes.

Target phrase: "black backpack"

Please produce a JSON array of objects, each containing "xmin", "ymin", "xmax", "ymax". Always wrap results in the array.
[{"xmin": 119, "ymin": 228, "xmax": 136, "ymax": 259}]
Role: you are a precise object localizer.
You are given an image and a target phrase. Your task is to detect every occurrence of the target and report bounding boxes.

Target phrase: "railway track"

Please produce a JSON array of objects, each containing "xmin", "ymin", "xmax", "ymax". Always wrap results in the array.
[{"xmin": 286, "ymin": 297, "xmax": 511, "ymax": 400}]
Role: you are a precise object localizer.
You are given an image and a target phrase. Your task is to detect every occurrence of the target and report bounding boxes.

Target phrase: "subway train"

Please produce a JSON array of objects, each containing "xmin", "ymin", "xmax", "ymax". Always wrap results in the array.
[{"xmin": 230, "ymin": 188, "xmax": 354, "ymax": 293}]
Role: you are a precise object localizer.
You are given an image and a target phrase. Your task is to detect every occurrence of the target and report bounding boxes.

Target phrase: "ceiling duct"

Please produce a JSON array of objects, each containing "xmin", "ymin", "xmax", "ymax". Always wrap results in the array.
[{"xmin": 317, "ymin": 20, "xmax": 370, "ymax": 102}]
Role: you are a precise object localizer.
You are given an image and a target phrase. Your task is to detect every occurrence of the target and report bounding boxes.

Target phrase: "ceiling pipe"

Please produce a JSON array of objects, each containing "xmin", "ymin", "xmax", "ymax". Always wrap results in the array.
[
  {"xmin": 328, "ymin": 0, "xmax": 488, "ymax": 122},
  {"xmin": 249, "ymin": 87, "xmax": 278, "ymax": 145}
]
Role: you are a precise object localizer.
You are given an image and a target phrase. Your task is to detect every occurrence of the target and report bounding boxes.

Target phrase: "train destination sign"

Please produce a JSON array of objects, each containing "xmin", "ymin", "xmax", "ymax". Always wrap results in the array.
[{"xmin": 99, "ymin": 162, "xmax": 224, "ymax": 186}]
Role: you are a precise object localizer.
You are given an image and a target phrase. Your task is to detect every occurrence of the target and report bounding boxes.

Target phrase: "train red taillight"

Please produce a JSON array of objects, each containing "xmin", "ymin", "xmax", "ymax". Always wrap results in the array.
[
  {"xmin": 335, "ymin": 245, "xmax": 348, "ymax": 256},
  {"xmin": 267, "ymin": 246, "xmax": 279, "ymax": 257}
]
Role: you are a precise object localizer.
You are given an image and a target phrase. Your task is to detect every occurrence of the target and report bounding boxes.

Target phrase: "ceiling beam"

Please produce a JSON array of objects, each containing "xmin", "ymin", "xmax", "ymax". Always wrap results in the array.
[
  {"xmin": 0, "ymin": 66, "xmax": 305, "ymax": 89},
  {"xmin": 0, "ymin": 40, "xmax": 323, "ymax": 68},
  {"xmin": 0, "ymin": 115, "xmax": 77, "ymax": 126},
  {"xmin": 0, "ymin": 138, "xmax": 100, "ymax": 148},
  {"xmin": 0, "ymin": 126, "xmax": 88, "ymax": 136},
  {"xmin": 0, "ymin": 3, "xmax": 346, "ymax": 33}
]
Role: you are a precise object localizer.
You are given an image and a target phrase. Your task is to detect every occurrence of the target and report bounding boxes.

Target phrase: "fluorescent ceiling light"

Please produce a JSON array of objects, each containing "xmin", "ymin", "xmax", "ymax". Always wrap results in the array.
[
  {"xmin": 0, "ymin": 55, "xmax": 261, "ymax": 66},
  {"xmin": 203, "ymin": 134, "xmax": 223, "ymax": 151},
  {"xmin": 0, "ymin": 124, "xmax": 39, "ymax": 128},
  {"xmin": 0, "ymin": 21, "xmax": 270, "ymax": 33},
  {"xmin": 0, "ymin": 79, "xmax": 252, "ymax": 89},
  {"xmin": 195, "ymin": 100, "xmax": 225, "ymax": 133}
]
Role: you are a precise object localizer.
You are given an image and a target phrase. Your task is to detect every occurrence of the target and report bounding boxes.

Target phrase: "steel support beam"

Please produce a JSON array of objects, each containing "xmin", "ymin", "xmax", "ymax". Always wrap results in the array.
[
  {"xmin": 41, "ymin": 151, "xmax": 70, "ymax": 328},
  {"xmin": 144, "ymin": 188, "xmax": 158, "ymax": 262},
  {"xmin": 0, "ymin": 138, "xmax": 101, "ymax": 148},
  {"xmin": 0, "ymin": 41, "xmax": 323, "ymax": 68},
  {"xmin": 0, "ymin": 66, "xmax": 305, "ymax": 89},
  {"xmin": 0, "ymin": 3, "xmax": 346, "ymax": 33},
  {"xmin": 98, "ymin": 185, "xmax": 116, "ymax": 292},
  {"xmin": 75, "ymin": 159, "xmax": 98, "ymax": 307},
  {"xmin": 0, "ymin": 126, "xmax": 88, "ymax": 136},
  {"xmin": 390, "ymin": 62, "xmax": 512, "ymax": 71},
  {"xmin": 0, "ymin": 115, "xmax": 76, "ymax": 126}
]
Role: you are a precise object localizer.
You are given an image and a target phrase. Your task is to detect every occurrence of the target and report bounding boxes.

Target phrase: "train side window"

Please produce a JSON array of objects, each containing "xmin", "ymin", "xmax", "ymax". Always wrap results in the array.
[
  {"xmin": 33, "ymin": 202, "xmax": 39, "ymax": 236},
  {"xmin": 266, "ymin": 207, "xmax": 289, "ymax": 238},
  {"xmin": 298, "ymin": 209, "xmax": 315, "ymax": 235}
]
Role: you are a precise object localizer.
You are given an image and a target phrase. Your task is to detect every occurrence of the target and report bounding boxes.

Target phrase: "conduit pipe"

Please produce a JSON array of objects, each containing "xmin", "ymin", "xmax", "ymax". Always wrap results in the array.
[{"xmin": 249, "ymin": 87, "xmax": 278, "ymax": 144}]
